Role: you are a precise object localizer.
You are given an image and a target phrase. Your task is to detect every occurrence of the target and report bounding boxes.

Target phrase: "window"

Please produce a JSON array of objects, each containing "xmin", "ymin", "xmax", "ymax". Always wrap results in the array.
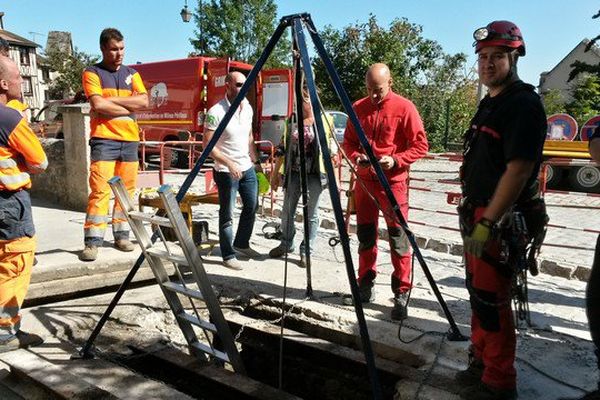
[
  {"xmin": 19, "ymin": 47, "xmax": 30, "ymax": 66},
  {"xmin": 42, "ymin": 67, "xmax": 50, "ymax": 82},
  {"xmin": 331, "ymin": 112, "xmax": 348, "ymax": 130},
  {"xmin": 21, "ymin": 77, "xmax": 33, "ymax": 96}
]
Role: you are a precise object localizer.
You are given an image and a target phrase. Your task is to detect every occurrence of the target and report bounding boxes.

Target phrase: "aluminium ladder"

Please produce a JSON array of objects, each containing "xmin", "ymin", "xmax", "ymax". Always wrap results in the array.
[{"xmin": 108, "ymin": 176, "xmax": 245, "ymax": 374}]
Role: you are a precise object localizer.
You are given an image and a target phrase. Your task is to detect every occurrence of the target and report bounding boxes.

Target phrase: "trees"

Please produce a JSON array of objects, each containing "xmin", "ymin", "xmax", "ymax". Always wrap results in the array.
[
  {"xmin": 313, "ymin": 15, "xmax": 478, "ymax": 151},
  {"xmin": 565, "ymin": 74, "xmax": 600, "ymax": 125},
  {"xmin": 190, "ymin": 0, "xmax": 290, "ymax": 67},
  {"xmin": 541, "ymin": 89, "xmax": 566, "ymax": 117},
  {"xmin": 45, "ymin": 46, "xmax": 98, "ymax": 99}
]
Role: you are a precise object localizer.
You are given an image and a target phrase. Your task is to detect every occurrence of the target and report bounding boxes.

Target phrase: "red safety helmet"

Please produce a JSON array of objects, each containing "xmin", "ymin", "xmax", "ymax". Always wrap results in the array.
[{"xmin": 473, "ymin": 20, "xmax": 525, "ymax": 56}]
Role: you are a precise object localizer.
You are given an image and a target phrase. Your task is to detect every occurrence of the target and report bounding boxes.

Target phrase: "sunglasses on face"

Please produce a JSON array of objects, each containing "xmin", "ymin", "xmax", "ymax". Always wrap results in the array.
[{"xmin": 234, "ymin": 82, "xmax": 244, "ymax": 88}]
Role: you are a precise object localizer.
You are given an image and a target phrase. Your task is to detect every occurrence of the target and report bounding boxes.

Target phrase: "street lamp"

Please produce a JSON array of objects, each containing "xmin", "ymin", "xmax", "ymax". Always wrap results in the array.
[{"xmin": 180, "ymin": 0, "xmax": 192, "ymax": 23}]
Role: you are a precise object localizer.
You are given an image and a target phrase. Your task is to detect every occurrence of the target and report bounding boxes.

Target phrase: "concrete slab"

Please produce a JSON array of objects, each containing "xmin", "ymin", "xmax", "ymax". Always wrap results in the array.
[
  {"xmin": 0, "ymin": 349, "xmax": 117, "ymax": 399},
  {"xmin": 0, "ymin": 346, "xmax": 194, "ymax": 400},
  {"xmin": 15, "ymin": 156, "xmax": 600, "ymax": 399}
]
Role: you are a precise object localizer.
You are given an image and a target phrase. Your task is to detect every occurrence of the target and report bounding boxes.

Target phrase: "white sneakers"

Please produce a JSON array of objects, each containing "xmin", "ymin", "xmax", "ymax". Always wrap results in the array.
[
  {"xmin": 223, "ymin": 246, "xmax": 263, "ymax": 270},
  {"xmin": 223, "ymin": 258, "xmax": 243, "ymax": 270}
]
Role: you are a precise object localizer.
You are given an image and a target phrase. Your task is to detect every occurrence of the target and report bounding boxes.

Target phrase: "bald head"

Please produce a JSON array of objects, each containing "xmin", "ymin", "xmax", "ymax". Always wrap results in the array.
[
  {"xmin": 0, "ymin": 56, "xmax": 23, "ymax": 103},
  {"xmin": 226, "ymin": 71, "xmax": 246, "ymax": 84},
  {"xmin": 0, "ymin": 55, "xmax": 13, "ymax": 78},
  {"xmin": 0, "ymin": 38, "xmax": 9, "ymax": 57},
  {"xmin": 225, "ymin": 71, "xmax": 246, "ymax": 102},
  {"xmin": 365, "ymin": 63, "xmax": 392, "ymax": 105}
]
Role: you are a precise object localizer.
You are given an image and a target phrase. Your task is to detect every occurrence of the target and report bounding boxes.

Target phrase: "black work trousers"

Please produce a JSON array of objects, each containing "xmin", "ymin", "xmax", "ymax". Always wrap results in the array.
[{"xmin": 588, "ymin": 234, "xmax": 600, "ymax": 369}]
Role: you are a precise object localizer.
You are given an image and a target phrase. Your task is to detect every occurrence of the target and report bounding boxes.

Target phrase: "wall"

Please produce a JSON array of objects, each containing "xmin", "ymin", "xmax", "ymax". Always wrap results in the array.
[{"xmin": 31, "ymin": 104, "xmax": 91, "ymax": 211}]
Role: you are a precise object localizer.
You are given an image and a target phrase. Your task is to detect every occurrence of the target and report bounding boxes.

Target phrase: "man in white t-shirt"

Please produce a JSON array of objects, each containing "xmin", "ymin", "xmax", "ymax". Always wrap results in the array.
[{"xmin": 203, "ymin": 71, "xmax": 262, "ymax": 270}]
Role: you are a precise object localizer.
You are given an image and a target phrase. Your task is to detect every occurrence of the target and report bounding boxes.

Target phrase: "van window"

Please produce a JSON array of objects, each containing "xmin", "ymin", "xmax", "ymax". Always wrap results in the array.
[{"xmin": 262, "ymin": 82, "xmax": 289, "ymax": 117}]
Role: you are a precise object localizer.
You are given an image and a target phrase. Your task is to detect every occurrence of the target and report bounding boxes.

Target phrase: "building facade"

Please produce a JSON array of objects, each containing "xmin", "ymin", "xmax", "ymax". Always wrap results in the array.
[
  {"xmin": 0, "ymin": 29, "xmax": 43, "ymax": 114},
  {"xmin": 539, "ymin": 39, "xmax": 600, "ymax": 104}
]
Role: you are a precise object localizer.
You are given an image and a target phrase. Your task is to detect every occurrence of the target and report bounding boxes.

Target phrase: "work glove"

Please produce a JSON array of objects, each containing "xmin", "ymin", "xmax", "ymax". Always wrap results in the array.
[{"xmin": 464, "ymin": 218, "xmax": 493, "ymax": 258}]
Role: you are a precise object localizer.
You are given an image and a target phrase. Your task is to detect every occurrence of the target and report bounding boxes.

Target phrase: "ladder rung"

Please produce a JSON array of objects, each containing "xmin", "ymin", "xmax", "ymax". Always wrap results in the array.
[
  {"xmin": 146, "ymin": 248, "xmax": 189, "ymax": 266},
  {"xmin": 162, "ymin": 281, "xmax": 204, "ymax": 301},
  {"xmin": 177, "ymin": 312, "xmax": 217, "ymax": 333},
  {"xmin": 191, "ymin": 341, "xmax": 230, "ymax": 363},
  {"xmin": 128, "ymin": 211, "xmax": 173, "ymax": 228}
]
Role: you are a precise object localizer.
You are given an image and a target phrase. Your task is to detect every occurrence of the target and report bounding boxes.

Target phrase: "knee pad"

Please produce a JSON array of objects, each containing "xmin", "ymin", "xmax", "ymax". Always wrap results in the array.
[
  {"xmin": 388, "ymin": 226, "xmax": 410, "ymax": 255},
  {"xmin": 357, "ymin": 223, "xmax": 376, "ymax": 252},
  {"xmin": 469, "ymin": 287, "xmax": 501, "ymax": 332}
]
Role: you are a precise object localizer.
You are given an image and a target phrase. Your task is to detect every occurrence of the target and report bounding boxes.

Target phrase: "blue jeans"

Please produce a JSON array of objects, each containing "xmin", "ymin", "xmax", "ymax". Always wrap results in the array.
[
  {"xmin": 214, "ymin": 167, "xmax": 258, "ymax": 260},
  {"xmin": 279, "ymin": 172, "xmax": 323, "ymax": 255}
]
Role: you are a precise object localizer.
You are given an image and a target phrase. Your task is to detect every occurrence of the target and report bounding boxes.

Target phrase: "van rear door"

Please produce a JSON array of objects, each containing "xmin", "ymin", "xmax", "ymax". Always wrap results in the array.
[
  {"xmin": 258, "ymin": 69, "xmax": 293, "ymax": 152},
  {"xmin": 206, "ymin": 58, "xmax": 230, "ymax": 110}
]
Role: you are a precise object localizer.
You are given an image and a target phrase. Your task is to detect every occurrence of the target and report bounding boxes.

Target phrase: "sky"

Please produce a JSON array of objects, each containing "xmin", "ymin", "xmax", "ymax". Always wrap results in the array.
[{"xmin": 1, "ymin": 0, "xmax": 600, "ymax": 86}]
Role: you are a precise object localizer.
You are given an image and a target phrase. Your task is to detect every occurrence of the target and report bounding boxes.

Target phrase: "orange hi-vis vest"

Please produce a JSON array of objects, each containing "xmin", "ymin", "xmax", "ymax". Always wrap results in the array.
[
  {"xmin": 82, "ymin": 63, "xmax": 147, "ymax": 142},
  {"xmin": 0, "ymin": 104, "xmax": 48, "ymax": 191}
]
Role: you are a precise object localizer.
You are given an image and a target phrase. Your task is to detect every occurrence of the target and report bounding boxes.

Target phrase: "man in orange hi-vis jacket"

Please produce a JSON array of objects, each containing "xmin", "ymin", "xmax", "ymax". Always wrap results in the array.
[
  {"xmin": 0, "ymin": 55, "xmax": 48, "ymax": 352},
  {"xmin": 80, "ymin": 28, "xmax": 148, "ymax": 261}
]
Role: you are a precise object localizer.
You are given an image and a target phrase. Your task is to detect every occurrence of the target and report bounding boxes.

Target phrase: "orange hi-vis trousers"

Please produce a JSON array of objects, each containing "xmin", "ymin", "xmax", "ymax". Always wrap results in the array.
[
  {"xmin": 84, "ymin": 160, "xmax": 138, "ymax": 246},
  {"xmin": 0, "ymin": 236, "xmax": 36, "ymax": 342}
]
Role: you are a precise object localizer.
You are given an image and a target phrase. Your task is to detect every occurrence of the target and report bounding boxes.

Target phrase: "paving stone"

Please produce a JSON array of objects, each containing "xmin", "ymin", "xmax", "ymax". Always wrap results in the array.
[{"xmin": 540, "ymin": 260, "xmax": 575, "ymax": 279}]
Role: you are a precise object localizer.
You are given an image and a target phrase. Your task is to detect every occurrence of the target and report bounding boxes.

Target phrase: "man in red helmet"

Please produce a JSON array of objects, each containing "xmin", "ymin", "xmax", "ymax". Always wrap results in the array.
[{"xmin": 456, "ymin": 21, "xmax": 546, "ymax": 399}]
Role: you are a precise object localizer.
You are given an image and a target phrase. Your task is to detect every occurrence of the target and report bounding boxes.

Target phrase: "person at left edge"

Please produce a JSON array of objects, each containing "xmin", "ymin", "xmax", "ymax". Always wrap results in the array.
[
  {"xmin": 80, "ymin": 28, "xmax": 148, "ymax": 262},
  {"xmin": 0, "ymin": 55, "xmax": 48, "ymax": 352}
]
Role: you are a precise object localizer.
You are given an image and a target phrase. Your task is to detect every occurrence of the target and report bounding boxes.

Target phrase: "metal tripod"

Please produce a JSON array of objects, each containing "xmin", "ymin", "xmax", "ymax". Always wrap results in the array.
[{"xmin": 80, "ymin": 13, "xmax": 466, "ymax": 400}]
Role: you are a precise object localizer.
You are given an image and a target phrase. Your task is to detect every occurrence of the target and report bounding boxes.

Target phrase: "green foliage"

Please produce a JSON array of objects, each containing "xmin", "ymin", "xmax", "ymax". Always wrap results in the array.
[
  {"xmin": 45, "ymin": 46, "xmax": 99, "ymax": 99},
  {"xmin": 565, "ymin": 74, "xmax": 600, "ymax": 125},
  {"xmin": 313, "ymin": 15, "xmax": 478, "ymax": 151},
  {"xmin": 190, "ymin": 0, "xmax": 290, "ymax": 68},
  {"xmin": 541, "ymin": 89, "xmax": 566, "ymax": 116}
]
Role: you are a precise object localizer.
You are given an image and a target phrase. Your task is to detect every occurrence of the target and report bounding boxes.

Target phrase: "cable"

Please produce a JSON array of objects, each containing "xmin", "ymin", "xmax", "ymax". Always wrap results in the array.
[
  {"xmin": 516, "ymin": 355, "xmax": 588, "ymax": 393},
  {"xmin": 397, "ymin": 253, "xmax": 445, "ymax": 345}
]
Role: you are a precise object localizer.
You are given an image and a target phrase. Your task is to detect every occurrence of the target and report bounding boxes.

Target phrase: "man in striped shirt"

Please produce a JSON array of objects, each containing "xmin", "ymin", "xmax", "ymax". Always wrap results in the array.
[
  {"xmin": 0, "ymin": 55, "xmax": 48, "ymax": 352},
  {"xmin": 80, "ymin": 28, "xmax": 148, "ymax": 261}
]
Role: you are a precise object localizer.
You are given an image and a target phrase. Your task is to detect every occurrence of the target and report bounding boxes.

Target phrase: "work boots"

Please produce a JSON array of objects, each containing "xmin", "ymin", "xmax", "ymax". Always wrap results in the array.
[
  {"xmin": 456, "ymin": 354, "xmax": 484, "ymax": 387},
  {"xmin": 80, "ymin": 245, "xmax": 98, "ymax": 261},
  {"xmin": 115, "ymin": 239, "xmax": 135, "ymax": 252},
  {"xmin": 459, "ymin": 382, "xmax": 517, "ymax": 400},
  {"xmin": 269, "ymin": 244, "xmax": 294, "ymax": 258},
  {"xmin": 0, "ymin": 331, "xmax": 44, "ymax": 353},
  {"xmin": 391, "ymin": 292, "xmax": 409, "ymax": 320},
  {"xmin": 359, "ymin": 279, "xmax": 375, "ymax": 303}
]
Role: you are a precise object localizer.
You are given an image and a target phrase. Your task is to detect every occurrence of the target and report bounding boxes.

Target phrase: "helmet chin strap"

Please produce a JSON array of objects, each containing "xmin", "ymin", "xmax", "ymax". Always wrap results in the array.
[{"xmin": 499, "ymin": 49, "xmax": 519, "ymax": 87}]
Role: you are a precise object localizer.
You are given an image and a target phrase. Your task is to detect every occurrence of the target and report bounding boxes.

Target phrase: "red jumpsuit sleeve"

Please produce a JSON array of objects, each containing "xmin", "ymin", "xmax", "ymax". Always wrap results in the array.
[
  {"xmin": 342, "ymin": 104, "xmax": 362, "ymax": 163},
  {"xmin": 393, "ymin": 102, "xmax": 428, "ymax": 168}
]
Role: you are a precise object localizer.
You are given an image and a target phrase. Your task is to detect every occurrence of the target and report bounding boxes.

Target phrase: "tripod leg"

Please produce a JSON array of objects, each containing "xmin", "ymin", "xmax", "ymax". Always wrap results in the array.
[
  {"xmin": 79, "ymin": 17, "xmax": 292, "ymax": 357},
  {"xmin": 304, "ymin": 15, "xmax": 466, "ymax": 342},
  {"xmin": 294, "ymin": 18, "xmax": 383, "ymax": 400},
  {"xmin": 290, "ymin": 41, "xmax": 313, "ymax": 297}
]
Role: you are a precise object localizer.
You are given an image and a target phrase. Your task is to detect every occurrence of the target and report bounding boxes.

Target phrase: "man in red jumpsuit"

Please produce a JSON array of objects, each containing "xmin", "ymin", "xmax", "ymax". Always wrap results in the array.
[
  {"xmin": 343, "ymin": 63, "xmax": 428, "ymax": 320},
  {"xmin": 456, "ymin": 21, "xmax": 546, "ymax": 400}
]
